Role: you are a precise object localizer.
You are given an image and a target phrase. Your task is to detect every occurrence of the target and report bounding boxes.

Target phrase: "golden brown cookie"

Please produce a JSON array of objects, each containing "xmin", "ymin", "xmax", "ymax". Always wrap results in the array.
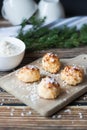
[
  {"xmin": 16, "ymin": 65, "xmax": 40, "ymax": 83},
  {"xmin": 60, "ymin": 65, "xmax": 84, "ymax": 86},
  {"xmin": 42, "ymin": 52, "xmax": 61, "ymax": 73},
  {"xmin": 37, "ymin": 76, "xmax": 61, "ymax": 99}
]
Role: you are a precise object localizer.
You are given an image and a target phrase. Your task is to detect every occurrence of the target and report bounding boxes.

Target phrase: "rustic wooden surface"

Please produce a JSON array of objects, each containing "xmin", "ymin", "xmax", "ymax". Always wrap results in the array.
[{"xmin": 0, "ymin": 19, "xmax": 87, "ymax": 130}]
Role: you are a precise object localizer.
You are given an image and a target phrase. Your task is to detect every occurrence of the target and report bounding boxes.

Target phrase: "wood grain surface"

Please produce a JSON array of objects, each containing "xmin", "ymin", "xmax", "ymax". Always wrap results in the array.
[
  {"xmin": 0, "ymin": 19, "xmax": 87, "ymax": 129},
  {"xmin": 0, "ymin": 50, "xmax": 86, "ymax": 130},
  {"xmin": 0, "ymin": 54, "xmax": 87, "ymax": 117}
]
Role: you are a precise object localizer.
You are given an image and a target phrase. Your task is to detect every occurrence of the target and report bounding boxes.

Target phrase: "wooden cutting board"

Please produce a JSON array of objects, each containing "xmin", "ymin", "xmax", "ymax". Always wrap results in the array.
[{"xmin": 0, "ymin": 54, "xmax": 87, "ymax": 116}]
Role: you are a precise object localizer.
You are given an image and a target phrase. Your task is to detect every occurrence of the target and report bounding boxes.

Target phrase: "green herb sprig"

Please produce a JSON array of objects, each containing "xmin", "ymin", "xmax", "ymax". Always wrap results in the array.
[{"xmin": 17, "ymin": 17, "xmax": 87, "ymax": 51}]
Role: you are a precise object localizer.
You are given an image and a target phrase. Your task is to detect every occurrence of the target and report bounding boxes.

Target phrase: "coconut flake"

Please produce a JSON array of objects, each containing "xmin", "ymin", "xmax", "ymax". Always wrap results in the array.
[
  {"xmin": 10, "ymin": 112, "xmax": 14, "ymax": 116},
  {"xmin": 57, "ymin": 114, "xmax": 62, "ymax": 119},
  {"xmin": 45, "ymin": 77, "xmax": 57, "ymax": 84},
  {"xmin": 47, "ymin": 52, "xmax": 57, "ymax": 57},
  {"xmin": 78, "ymin": 112, "xmax": 83, "ymax": 119},
  {"xmin": 21, "ymin": 112, "xmax": 24, "ymax": 116},
  {"xmin": 64, "ymin": 109, "xmax": 71, "ymax": 114},
  {"xmin": 50, "ymin": 58, "xmax": 55, "ymax": 62},
  {"xmin": 52, "ymin": 115, "xmax": 56, "ymax": 119},
  {"xmin": 26, "ymin": 65, "xmax": 38, "ymax": 70},
  {"xmin": 26, "ymin": 111, "xmax": 32, "ymax": 116}
]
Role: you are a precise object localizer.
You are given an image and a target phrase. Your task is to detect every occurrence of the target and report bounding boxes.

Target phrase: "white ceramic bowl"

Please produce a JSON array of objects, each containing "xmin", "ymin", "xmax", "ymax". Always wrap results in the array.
[{"xmin": 0, "ymin": 37, "xmax": 26, "ymax": 71}]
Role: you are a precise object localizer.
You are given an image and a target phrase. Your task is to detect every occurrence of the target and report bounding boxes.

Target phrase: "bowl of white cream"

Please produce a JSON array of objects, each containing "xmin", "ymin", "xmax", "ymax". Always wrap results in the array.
[{"xmin": 0, "ymin": 37, "xmax": 26, "ymax": 71}]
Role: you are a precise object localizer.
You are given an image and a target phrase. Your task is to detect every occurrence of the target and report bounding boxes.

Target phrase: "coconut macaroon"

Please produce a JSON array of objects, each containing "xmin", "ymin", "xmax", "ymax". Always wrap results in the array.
[
  {"xmin": 42, "ymin": 52, "xmax": 61, "ymax": 74},
  {"xmin": 16, "ymin": 65, "xmax": 40, "ymax": 83},
  {"xmin": 37, "ymin": 76, "xmax": 61, "ymax": 99},
  {"xmin": 60, "ymin": 65, "xmax": 84, "ymax": 86}
]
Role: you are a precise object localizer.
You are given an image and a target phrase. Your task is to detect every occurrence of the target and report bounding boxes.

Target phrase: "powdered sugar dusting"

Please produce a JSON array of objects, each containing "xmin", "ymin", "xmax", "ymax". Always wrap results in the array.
[
  {"xmin": 29, "ymin": 84, "xmax": 39, "ymax": 102},
  {"xmin": 8, "ymin": 107, "xmax": 33, "ymax": 117}
]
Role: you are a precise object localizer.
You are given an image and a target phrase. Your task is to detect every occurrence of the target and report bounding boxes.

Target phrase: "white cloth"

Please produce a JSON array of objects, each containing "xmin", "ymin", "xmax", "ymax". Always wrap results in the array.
[{"xmin": 0, "ymin": 16, "xmax": 87, "ymax": 38}]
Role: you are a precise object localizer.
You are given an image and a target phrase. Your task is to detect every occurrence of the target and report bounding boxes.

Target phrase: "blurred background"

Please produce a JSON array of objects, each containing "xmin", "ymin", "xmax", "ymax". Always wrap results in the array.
[{"xmin": 0, "ymin": 0, "xmax": 87, "ymax": 18}]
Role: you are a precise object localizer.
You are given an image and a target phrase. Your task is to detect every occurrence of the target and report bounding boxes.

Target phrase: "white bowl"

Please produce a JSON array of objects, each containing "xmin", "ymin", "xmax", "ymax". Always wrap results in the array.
[{"xmin": 0, "ymin": 37, "xmax": 26, "ymax": 71}]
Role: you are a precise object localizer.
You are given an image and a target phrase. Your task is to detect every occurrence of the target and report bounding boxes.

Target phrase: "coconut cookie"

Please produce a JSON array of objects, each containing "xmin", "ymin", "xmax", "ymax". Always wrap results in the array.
[
  {"xmin": 60, "ymin": 65, "xmax": 84, "ymax": 86},
  {"xmin": 42, "ymin": 52, "xmax": 61, "ymax": 74},
  {"xmin": 16, "ymin": 65, "xmax": 40, "ymax": 83},
  {"xmin": 37, "ymin": 76, "xmax": 61, "ymax": 99}
]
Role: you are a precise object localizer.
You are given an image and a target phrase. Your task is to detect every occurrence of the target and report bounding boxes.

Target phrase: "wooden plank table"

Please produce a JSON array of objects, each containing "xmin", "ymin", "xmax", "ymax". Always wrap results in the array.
[{"xmin": 0, "ymin": 18, "xmax": 87, "ymax": 130}]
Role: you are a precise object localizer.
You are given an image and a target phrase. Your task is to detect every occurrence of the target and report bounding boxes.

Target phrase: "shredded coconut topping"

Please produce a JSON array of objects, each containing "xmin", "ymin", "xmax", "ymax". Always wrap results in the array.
[
  {"xmin": 50, "ymin": 58, "xmax": 55, "ymax": 62},
  {"xmin": 47, "ymin": 52, "xmax": 57, "ymax": 57},
  {"xmin": 26, "ymin": 65, "xmax": 38, "ymax": 70},
  {"xmin": 45, "ymin": 76, "xmax": 57, "ymax": 84}
]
